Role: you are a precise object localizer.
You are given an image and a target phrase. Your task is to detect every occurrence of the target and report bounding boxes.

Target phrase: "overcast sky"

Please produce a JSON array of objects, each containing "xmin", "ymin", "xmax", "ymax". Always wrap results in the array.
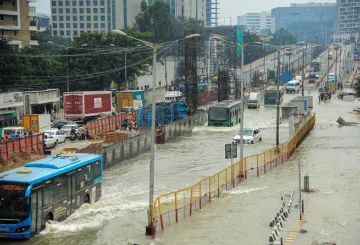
[{"xmin": 34, "ymin": 0, "xmax": 336, "ymax": 21}]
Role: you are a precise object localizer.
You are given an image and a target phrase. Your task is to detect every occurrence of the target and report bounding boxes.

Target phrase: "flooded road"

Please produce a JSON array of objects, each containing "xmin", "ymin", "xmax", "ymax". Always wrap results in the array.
[{"xmin": 7, "ymin": 71, "xmax": 360, "ymax": 244}]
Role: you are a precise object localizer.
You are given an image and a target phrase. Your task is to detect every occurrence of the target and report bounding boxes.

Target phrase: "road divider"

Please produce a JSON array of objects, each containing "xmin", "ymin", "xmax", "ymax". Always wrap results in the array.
[{"xmin": 150, "ymin": 113, "xmax": 315, "ymax": 235}]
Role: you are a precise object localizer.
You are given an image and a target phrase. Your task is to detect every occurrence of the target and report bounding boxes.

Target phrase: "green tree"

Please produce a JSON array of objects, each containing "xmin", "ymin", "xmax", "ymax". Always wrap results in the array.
[
  {"xmin": 135, "ymin": 0, "xmax": 204, "ymax": 42},
  {"xmin": 354, "ymin": 77, "xmax": 360, "ymax": 98},
  {"xmin": 269, "ymin": 28, "xmax": 297, "ymax": 46}
]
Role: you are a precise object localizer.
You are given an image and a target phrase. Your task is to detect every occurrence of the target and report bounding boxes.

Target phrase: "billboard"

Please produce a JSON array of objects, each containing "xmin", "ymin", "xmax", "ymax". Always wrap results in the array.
[{"xmin": 236, "ymin": 29, "xmax": 243, "ymax": 57}]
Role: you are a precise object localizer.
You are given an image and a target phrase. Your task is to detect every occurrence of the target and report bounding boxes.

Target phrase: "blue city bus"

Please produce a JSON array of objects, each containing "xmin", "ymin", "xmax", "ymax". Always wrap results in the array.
[{"xmin": 0, "ymin": 153, "xmax": 103, "ymax": 239}]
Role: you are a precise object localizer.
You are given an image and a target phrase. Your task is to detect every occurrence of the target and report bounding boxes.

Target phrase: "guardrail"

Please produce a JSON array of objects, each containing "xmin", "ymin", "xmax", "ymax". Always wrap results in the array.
[
  {"xmin": 0, "ymin": 134, "xmax": 44, "ymax": 162},
  {"xmin": 150, "ymin": 113, "xmax": 315, "ymax": 234}
]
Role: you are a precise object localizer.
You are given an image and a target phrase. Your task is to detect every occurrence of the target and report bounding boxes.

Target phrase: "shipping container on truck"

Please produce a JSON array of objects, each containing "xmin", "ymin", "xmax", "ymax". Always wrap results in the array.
[
  {"xmin": 63, "ymin": 91, "xmax": 112, "ymax": 121},
  {"xmin": 115, "ymin": 90, "xmax": 145, "ymax": 110},
  {"xmin": 22, "ymin": 114, "xmax": 51, "ymax": 133}
]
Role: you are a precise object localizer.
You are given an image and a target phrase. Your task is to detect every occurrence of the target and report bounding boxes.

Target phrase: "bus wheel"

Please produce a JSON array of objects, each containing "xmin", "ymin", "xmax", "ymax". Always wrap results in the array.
[
  {"xmin": 84, "ymin": 194, "xmax": 90, "ymax": 204},
  {"xmin": 44, "ymin": 213, "xmax": 53, "ymax": 228},
  {"xmin": 251, "ymin": 140, "xmax": 254, "ymax": 144},
  {"xmin": 259, "ymin": 137, "xmax": 262, "ymax": 142}
]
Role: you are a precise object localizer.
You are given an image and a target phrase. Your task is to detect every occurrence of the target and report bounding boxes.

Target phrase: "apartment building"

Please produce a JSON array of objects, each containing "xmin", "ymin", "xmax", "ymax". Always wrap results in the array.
[
  {"xmin": 51, "ymin": 0, "xmax": 142, "ymax": 40},
  {"xmin": 237, "ymin": 11, "xmax": 271, "ymax": 34},
  {"xmin": 0, "ymin": 0, "xmax": 38, "ymax": 49},
  {"xmin": 336, "ymin": 0, "xmax": 360, "ymax": 42}
]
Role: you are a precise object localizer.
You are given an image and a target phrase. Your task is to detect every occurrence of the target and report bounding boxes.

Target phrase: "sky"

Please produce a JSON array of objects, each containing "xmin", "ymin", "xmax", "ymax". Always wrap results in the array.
[{"xmin": 34, "ymin": 0, "xmax": 336, "ymax": 20}]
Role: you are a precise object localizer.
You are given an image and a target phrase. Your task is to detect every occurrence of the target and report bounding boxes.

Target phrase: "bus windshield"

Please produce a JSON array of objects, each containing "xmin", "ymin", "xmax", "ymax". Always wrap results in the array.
[
  {"xmin": 0, "ymin": 183, "xmax": 30, "ymax": 218},
  {"xmin": 209, "ymin": 108, "xmax": 228, "ymax": 121}
]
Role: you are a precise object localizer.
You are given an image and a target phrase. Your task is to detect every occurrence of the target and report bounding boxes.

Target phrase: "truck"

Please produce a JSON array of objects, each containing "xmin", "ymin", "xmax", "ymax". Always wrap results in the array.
[
  {"xmin": 247, "ymin": 92, "xmax": 261, "ymax": 109},
  {"xmin": 22, "ymin": 114, "xmax": 51, "ymax": 133},
  {"xmin": 64, "ymin": 91, "xmax": 113, "ymax": 121},
  {"xmin": 115, "ymin": 90, "xmax": 145, "ymax": 111}
]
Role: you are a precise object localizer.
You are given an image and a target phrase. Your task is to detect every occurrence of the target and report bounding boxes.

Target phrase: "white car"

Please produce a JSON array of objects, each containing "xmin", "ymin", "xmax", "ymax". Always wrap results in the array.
[
  {"xmin": 233, "ymin": 128, "xmax": 262, "ymax": 144},
  {"xmin": 44, "ymin": 134, "xmax": 57, "ymax": 148},
  {"xmin": 44, "ymin": 129, "xmax": 66, "ymax": 143}
]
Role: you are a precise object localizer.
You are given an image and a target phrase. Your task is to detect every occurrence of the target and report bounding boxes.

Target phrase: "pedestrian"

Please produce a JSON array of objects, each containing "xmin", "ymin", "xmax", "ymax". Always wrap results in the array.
[{"xmin": 53, "ymin": 104, "xmax": 57, "ymax": 114}]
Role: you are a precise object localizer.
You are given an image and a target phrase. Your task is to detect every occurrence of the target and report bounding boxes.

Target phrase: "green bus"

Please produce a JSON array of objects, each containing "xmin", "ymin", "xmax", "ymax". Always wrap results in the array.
[
  {"xmin": 310, "ymin": 60, "xmax": 321, "ymax": 72},
  {"xmin": 264, "ymin": 86, "xmax": 285, "ymax": 106},
  {"xmin": 208, "ymin": 100, "xmax": 241, "ymax": 127},
  {"xmin": 0, "ymin": 110, "xmax": 18, "ymax": 138}
]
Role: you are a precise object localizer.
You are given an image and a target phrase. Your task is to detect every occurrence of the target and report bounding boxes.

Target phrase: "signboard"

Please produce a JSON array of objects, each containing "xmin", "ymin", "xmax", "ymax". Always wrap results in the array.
[
  {"xmin": 94, "ymin": 98, "xmax": 102, "ymax": 108},
  {"xmin": 0, "ymin": 92, "xmax": 24, "ymax": 107},
  {"xmin": 225, "ymin": 143, "xmax": 237, "ymax": 159},
  {"xmin": 236, "ymin": 28, "xmax": 243, "ymax": 57},
  {"xmin": 0, "ymin": 184, "xmax": 25, "ymax": 191}
]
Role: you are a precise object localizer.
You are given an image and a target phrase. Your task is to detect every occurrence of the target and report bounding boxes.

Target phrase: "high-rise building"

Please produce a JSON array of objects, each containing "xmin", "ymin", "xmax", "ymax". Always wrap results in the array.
[
  {"xmin": 51, "ymin": 0, "xmax": 142, "ymax": 40},
  {"xmin": 0, "ymin": 0, "xmax": 38, "ymax": 49},
  {"xmin": 335, "ymin": 0, "xmax": 360, "ymax": 42},
  {"xmin": 237, "ymin": 11, "xmax": 271, "ymax": 34},
  {"xmin": 205, "ymin": 0, "xmax": 219, "ymax": 27},
  {"xmin": 272, "ymin": 2, "xmax": 336, "ymax": 44},
  {"xmin": 38, "ymin": 14, "xmax": 50, "ymax": 31},
  {"xmin": 160, "ymin": 0, "xmax": 206, "ymax": 23}
]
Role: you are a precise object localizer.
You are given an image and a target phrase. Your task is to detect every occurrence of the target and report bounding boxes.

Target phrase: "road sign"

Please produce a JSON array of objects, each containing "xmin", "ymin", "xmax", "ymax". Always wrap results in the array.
[{"xmin": 225, "ymin": 143, "xmax": 237, "ymax": 159}]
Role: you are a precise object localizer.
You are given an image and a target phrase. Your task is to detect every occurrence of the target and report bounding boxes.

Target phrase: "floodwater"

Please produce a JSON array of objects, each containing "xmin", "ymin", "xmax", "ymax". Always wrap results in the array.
[{"xmin": 6, "ymin": 85, "xmax": 360, "ymax": 244}]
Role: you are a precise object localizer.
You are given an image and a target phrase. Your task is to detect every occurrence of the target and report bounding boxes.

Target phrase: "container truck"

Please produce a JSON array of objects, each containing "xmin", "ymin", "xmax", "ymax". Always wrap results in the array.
[
  {"xmin": 115, "ymin": 90, "xmax": 145, "ymax": 111},
  {"xmin": 64, "ymin": 91, "xmax": 112, "ymax": 121}
]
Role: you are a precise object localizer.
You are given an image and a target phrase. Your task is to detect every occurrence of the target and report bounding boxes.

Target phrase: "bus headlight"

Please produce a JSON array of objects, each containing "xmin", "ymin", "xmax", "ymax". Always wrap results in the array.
[{"xmin": 16, "ymin": 226, "xmax": 30, "ymax": 233}]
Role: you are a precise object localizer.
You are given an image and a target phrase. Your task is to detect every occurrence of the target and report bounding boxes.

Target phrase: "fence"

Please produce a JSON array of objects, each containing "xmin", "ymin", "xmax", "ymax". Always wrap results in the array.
[
  {"xmin": 150, "ymin": 113, "xmax": 316, "ymax": 234},
  {"xmin": 0, "ymin": 134, "xmax": 44, "ymax": 162},
  {"xmin": 84, "ymin": 111, "xmax": 208, "ymax": 170},
  {"xmin": 86, "ymin": 112, "xmax": 136, "ymax": 136}
]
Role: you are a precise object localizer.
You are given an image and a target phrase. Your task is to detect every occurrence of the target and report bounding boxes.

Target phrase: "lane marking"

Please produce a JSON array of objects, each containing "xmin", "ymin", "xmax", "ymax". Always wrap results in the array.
[{"xmin": 281, "ymin": 199, "xmax": 307, "ymax": 245}]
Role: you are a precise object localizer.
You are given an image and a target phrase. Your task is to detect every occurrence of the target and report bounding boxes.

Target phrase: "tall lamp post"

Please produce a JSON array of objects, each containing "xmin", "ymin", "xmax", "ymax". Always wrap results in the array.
[{"xmin": 112, "ymin": 30, "xmax": 200, "ymax": 235}]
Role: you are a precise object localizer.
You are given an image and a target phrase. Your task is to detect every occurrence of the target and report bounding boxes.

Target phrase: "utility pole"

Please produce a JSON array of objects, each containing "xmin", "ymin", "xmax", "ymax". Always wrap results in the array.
[
  {"xmin": 298, "ymin": 157, "xmax": 302, "ymax": 220},
  {"xmin": 66, "ymin": 47, "xmax": 69, "ymax": 92},
  {"xmin": 302, "ymin": 48, "xmax": 305, "ymax": 96},
  {"xmin": 125, "ymin": 49, "xmax": 127, "ymax": 89},
  {"xmin": 164, "ymin": 54, "xmax": 168, "ymax": 89},
  {"xmin": 276, "ymin": 49, "xmax": 281, "ymax": 147},
  {"xmin": 327, "ymin": 47, "xmax": 330, "ymax": 75},
  {"xmin": 263, "ymin": 44, "xmax": 266, "ymax": 82},
  {"xmin": 240, "ymin": 44, "xmax": 244, "ymax": 165}
]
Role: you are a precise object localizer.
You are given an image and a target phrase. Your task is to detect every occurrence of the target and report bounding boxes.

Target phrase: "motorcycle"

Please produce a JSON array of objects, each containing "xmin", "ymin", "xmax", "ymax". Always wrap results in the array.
[
  {"xmin": 70, "ymin": 133, "xmax": 77, "ymax": 141},
  {"xmin": 78, "ymin": 132, "xmax": 86, "ymax": 140}
]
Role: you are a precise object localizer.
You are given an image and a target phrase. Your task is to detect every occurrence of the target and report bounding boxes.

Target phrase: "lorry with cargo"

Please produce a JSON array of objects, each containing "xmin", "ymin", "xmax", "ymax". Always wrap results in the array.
[
  {"xmin": 64, "ymin": 91, "xmax": 113, "ymax": 121},
  {"xmin": 22, "ymin": 114, "xmax": 51, "ymax": 133},
  {"xmin": 115, "ymin": 90, "xmax": 145, "ymax": 111}
]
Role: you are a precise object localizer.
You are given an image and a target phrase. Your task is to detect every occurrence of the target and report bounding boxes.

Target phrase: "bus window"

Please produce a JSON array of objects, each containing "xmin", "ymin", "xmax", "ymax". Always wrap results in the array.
[
  {"xmin": 208, "ymin": 108, "xmax": 228, "ymax": 121},
  {"xmin": 43, "ymin": 180, "xmax": 54, "ymax": 206},
  {"xmin": 54, "ymin": 176, "xmax": 66, "ymax": 200},
  {"xmin": 84, "ymin": 165, "xmax": 93, "ymax": 186},
  {"xmin": 93, "ymin": 161, "xmax": 101, "ymax": 179},
  {"xmin": 76, "ymin": 169, "xmax": 85, "ymax": 190}
]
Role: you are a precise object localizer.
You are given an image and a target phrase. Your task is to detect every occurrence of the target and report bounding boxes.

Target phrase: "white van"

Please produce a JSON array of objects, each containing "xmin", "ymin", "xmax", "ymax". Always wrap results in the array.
[
  {"xmin": 248, "ymin": 92, "xmax": 261, "ymax": 109},
  {"xmin": 286, "ymin": 80, "xmax": 300, "ymax": 94},
  {"xmin": 164, "ymin": 91, "xmax": 184, "ymax": 102}
]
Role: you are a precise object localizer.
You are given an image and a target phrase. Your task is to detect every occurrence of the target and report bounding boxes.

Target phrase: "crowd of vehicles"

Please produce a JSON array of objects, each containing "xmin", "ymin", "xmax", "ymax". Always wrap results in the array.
[
  {"xmin": 0, "ymin": 153, "xmax": 103, "ymax": 239},
  {"xmin": 208, "ymin": 100, "xmax": 241, "ymax": 127}
]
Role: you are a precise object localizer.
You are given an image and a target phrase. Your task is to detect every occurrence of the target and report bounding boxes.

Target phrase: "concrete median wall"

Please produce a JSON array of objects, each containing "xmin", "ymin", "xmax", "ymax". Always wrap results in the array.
[{"xmin": 91, "ymin": 111, "xmax": 207, "ymax": 169}]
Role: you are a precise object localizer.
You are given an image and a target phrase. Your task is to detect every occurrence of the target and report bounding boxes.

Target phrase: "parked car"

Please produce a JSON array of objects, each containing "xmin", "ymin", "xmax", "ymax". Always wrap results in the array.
[
  {"xmin": 44, "ymin": 134, "xmax": 57, "ymax": 148},
  {"xmin": 44, "ymin": 129, "xmax": 66, "ymax": 143},
  {"xmin": 61, "ymin": 123, "xmax": 79, "ymax": 138},
  {"xmin": 233, "ymin": 128, "xmax": 262, "ymax": 144},
  {"xmin": 52, "ymin": 120, "xmax": 75, "ymax": 130}
]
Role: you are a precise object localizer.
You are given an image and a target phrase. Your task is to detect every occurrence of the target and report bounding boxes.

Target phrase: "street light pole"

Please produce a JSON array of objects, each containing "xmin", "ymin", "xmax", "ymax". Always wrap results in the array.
[
  {"xmin": 125, "ymin": 49, "xmax": 128, "ymax": 89},
  {"xmin": 301, "ymin": 48, "xmax": 305, "ymax": 96},
  {"xmin": 276, "ymin": 49, "xmax": 281, "ymax": 147},
  {"xmin": 298, "ymin": 157, "xmax": 302, "ymax": 220},
  {"xmin": 240, "ymin": 44, "xmax": 244, "ymax": 165},
  {"xmin": 66, "ymin": 47, "xmax": 69, "ymax": 92}
]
